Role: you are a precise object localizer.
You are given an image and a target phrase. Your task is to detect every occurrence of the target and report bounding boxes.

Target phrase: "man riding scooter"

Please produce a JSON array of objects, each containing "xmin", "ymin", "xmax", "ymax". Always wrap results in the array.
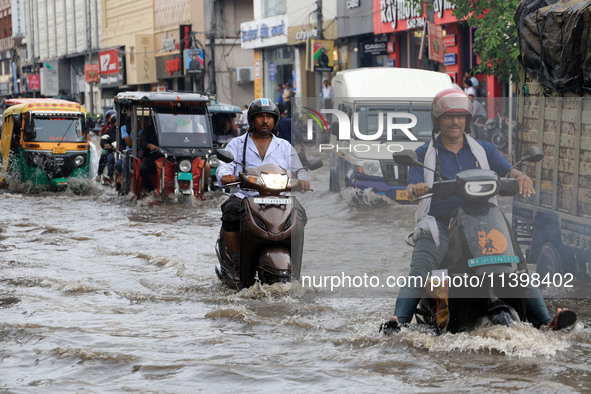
[
  {"xmin": 381, "ymin": 89, "xmax": 576, "ymax": 333},
  {"xmin": 217, "ymin": 98, "xmax": 310, "ymax": 282}
]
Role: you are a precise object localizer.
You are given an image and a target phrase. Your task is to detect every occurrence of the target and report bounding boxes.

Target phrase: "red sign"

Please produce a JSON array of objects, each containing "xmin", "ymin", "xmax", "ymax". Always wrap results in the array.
[
  {"xmin": 374, "ymin": 0, "xmax": 461, "ymax": 34},
  {"xmin": 85, "ymin": 64, "xmax": 100, "ymax": 83},
  {"xmin": 387, "ymin": 41, "xmax": 395, "ymax": 53},
  {"xmin": 166, "ymin": 57, "xmax": 180, "ymax": 76},
  {"xmin": 28, "ymin": 74, "xmax": 40, "ymax": 90},
  {"xmin": 179, "ymin": 24, "xmax": 192, "ymax": 71},
  {"xmin": 444, "ymin": 34, "xmax": 456, "ymax": 47},
  {"xmin": 428, "ymin": 23, "xmax": 444, "ymax": 63},
  {"xmin": 99, "ymin": 49, "xmax": 120, "ymax": 75}
]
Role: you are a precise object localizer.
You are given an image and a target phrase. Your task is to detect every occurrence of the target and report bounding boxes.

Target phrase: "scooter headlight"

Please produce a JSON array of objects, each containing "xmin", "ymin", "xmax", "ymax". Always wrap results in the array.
[
  {"xmin": 74, "ymin": 155, "xmax": 85, "ymax": 166},
  {"xmin": 260, "ymin": 173, "xmax": 289, "ymax": 190},
  {"xmin": 179, "ymin": 159, "xmax": 192, "ymax": 173},
  {"xmin": 464, "ymin": 180, "xmax": 497, "ymax": 197}
]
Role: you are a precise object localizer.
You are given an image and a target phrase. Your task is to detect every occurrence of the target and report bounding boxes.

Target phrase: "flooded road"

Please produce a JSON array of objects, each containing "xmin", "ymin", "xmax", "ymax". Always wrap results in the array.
[{"xmin": 1, "ymin": 151, "xmax": 590, "ymax": 391}]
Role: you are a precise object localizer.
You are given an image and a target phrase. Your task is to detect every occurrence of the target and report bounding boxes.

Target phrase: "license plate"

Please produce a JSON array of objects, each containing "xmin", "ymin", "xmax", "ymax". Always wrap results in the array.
[
  {"xmin": 52, "ymin": 147, "xmax": 66, "ymax": 154},
  {"xmin": 177, "ymin": 172, "xmax": 192, "ymax": 181},
  {"xmin": 253, "ymin": 197, "xmax": 292, "ymax": 205},
  {"xmin": 396, "ymin": 190, "xmax": 408, "ymax": 200}
]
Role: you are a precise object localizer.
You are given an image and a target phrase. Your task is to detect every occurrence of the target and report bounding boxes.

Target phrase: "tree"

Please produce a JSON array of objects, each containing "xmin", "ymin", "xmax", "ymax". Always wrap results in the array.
[{"xmin": 411, "ymin": 0, "xmax": 520, "ymax": 82}]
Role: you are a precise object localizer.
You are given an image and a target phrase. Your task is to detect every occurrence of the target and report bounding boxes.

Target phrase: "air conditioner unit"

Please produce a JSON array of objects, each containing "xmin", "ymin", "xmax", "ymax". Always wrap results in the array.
[{"xmin": 236, "ymin": 66, "xmax": 254, "ymax": 84}]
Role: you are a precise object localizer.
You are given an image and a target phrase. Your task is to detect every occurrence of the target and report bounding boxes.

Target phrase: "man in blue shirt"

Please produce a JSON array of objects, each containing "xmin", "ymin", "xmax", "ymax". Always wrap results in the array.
[
  {"xmin": 382, "ymin": 89, "xmax": 576, "ymax": 333},
  {"xmin": 217, "ymin": 98, "xmax": 309, "ymax": 281}
]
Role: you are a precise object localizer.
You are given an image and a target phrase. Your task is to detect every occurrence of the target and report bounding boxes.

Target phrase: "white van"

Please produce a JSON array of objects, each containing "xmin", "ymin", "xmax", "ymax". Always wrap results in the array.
[{"xmin": 327, "ymin": 67, "xmax": 453, "ymax": 201}]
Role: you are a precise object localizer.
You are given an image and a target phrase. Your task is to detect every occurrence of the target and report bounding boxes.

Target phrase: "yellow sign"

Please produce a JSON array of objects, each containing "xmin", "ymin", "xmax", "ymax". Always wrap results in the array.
[
  {"xmin": 254, "ymin": 50, "xmax": 262, "ymax": 99},
  {"xmin": 306, "ymin": 39, "xmax": 334, "ymax": 72}
]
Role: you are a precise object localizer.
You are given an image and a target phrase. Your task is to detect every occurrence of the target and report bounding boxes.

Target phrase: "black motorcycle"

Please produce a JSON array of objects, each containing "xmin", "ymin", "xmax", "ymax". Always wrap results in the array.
[{"xmin": 390, "ymin": 146, "xmax": 544, "ymax": 334}]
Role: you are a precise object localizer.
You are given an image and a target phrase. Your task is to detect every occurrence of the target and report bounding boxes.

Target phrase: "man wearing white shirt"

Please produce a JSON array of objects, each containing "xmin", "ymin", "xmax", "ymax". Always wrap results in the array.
[
  {"xmin": 217, "ymin": 98, "xmax": 309, "ymax": 280},
  {"xmin": 322, "ymin": 78, "xmax": 334, "ymax": 109}
]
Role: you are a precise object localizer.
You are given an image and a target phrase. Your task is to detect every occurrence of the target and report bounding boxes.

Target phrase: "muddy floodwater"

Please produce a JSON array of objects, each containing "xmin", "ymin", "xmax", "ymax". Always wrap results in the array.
[{"xmin": 1, "ymin": 150, "xmax": 590, "ymax": 392}]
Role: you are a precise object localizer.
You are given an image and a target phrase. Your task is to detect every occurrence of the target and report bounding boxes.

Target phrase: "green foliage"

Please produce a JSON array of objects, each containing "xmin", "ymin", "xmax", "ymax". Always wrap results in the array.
[{"xmin": 409, "ymin": 0, "xmax": 520, "ymax": 82}]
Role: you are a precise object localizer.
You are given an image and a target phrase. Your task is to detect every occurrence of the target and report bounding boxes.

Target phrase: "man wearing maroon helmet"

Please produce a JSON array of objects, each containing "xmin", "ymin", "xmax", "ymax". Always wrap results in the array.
[{"xmin": 381, "ymin": 89, "xmax": 576, "ymax": 333}]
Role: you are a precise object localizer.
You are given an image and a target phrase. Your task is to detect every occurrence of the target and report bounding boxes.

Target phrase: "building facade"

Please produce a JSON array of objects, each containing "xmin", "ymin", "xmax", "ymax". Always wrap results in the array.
[{"xmin": 23, "ymin": 0, "xmax": 100, "ymax": 109}]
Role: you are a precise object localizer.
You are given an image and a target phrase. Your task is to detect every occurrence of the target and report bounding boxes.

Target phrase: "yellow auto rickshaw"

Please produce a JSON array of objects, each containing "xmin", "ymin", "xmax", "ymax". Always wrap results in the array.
[{"xmin": 0, "ymin": 98, "xmax": 91, "ymax": 190}]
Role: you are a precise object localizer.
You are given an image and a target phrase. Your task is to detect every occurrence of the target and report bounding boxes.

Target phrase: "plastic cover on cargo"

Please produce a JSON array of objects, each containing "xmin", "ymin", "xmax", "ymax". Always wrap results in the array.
[{"xmin": 515, "ymin": 0, "xmax": 591, "ymax": 94}]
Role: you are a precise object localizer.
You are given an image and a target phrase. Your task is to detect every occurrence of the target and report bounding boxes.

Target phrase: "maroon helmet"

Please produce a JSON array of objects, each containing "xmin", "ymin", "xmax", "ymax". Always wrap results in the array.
[{"xmin": 431, "ymin": 88, "xmax": 473, "ymax": 133}]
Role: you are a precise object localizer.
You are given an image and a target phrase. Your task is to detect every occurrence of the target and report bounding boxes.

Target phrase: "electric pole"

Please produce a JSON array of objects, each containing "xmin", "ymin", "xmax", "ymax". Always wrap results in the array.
[
  {"xmin": 209, "ymin": 0, "xmax": 217, "ymax": 95},
  {"xmin": 316, "ymin": 0, "xmax": 323, "ymax": 39},
  {"xmin": 86, "ymin": 0, "xmax": 94, "ymax": 117}
]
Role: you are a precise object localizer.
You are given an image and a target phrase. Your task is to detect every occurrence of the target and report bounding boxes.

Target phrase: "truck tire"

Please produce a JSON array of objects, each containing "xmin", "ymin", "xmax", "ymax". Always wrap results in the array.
[{"xmin": 536, "ymin": 242, "xmax": 562, "ymax": 277}]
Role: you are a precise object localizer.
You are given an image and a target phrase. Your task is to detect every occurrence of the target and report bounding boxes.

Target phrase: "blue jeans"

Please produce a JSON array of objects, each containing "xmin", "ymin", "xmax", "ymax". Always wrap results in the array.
[{"xmin": 393, "ymin": 223, "xmax": 552, "ymax": 328}]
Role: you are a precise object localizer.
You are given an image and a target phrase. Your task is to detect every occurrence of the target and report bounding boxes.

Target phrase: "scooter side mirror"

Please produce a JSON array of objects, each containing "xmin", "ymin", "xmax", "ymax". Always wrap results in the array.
[
  {"xmin": 215, "ymin": 148, "xmax": 235, "ymax": 164},
  {"xmin": 306, "ymin": 158, "xmax": 323, "ymax": 171},
  {"xmin": 520, "ymin": 145, "xmax": 544, "ymax": 163},
  {"xmin": 393, "ymin": 150, "xmax": 420, "ymax": 166},
  {"xmin": 499, "ymin": 178, "xmax": 519, "ymax": 196}
]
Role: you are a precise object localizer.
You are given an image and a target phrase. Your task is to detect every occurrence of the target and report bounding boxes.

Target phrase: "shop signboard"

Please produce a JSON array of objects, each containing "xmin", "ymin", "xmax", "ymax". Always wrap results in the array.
[
  {"xmin": 444, "ymin": 53, "xmax": 457, "ymax": 66},
  {"xmin": 428, "ymin": 23, "xmax": 444, "ymax": 63},
  {"xmin": 179, "ymin": 24, "xmax": 192, "ymax": 70},
  {"xmin": 444, "ymin": 34, "xmax": 456, "ymax": 47},
  {"xmin": 362, "ymin": 39, "xmax": 388, "ymax": 56},
  {"xmin": 240, "ymin": 15, "xmax": 287, "ymax": 49},
  {"xmin": 184, "ymin": 49, "xmax": 204, "ymax": 74},
  {"xmin": 99, "ymin": 48, "xmax": 124, "ymax": 87},
  {"xmin": 28, "ymin": 74, "xmax": 40, "ymax": 90},
  {"xmin": 306, "ymin": 39, "xmax": 334, "ymax": 72},
  {"xmin": 374, "ymin": 0, "xmax": 458, "ymax": 34},
  {"xmin": 85, "ymin": 64, "xmax": 99, "ymax": 83}
]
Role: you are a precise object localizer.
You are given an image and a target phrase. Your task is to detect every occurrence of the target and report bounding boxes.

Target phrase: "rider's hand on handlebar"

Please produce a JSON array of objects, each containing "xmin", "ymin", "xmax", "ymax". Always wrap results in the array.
[
  {"xmin": 407, "ymin": 182, "xmax": 429, "ymax": 200},
  {"xmin": 221, "ymin": 174, "xmax": 238, "ymax": 185},
  {"xmin": 515, "ymin": 173, "xmax": 535, "ymax": 198},
  {"xmin": 298, "ymin": 179, "xmax": 310, "ymax": 191}
]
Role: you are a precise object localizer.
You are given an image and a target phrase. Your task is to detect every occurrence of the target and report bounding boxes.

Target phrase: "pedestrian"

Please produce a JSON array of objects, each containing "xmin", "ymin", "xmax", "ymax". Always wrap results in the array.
[
  {"xmin": 276, "ymin": 84, "xmax": 284, "ymax": 104},
  {"xmin": 321, "ymin": 79, "xmax": 334, "ymax": 109},
  {"xmin": 97, "ymin": 116, "xmax": 117, "ymax": 185},
  {"xmin": 282, "ymin": 82, "xmax": 293, "ymax": 117}
]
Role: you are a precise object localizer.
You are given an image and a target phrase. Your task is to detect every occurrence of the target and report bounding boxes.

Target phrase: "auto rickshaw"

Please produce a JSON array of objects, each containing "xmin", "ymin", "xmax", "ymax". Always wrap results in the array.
[
  {"xmin": 0, "ymin": 98, "xmax": 91, "ymax": 190},
  {"xmin": 113, "ymin": 91, "xmax": 213, "ymax": 201},
  {"xmin": 207, "ymin": 100, "xmax": 243, "ymax": 191}
]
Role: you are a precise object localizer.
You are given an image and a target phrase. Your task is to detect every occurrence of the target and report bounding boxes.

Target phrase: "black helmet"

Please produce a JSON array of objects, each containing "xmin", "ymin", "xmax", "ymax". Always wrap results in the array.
[{"xmin": 247, "ymin": 98, "xmax": 280, "ymax": 132}]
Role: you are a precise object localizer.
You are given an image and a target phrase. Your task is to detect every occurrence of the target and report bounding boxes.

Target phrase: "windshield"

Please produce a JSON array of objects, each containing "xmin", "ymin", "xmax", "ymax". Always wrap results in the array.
[
  {"xmin": 153, "ymin": 110, "xmax": 212, "ymax": 148},
  {"xmin": 25, "ymin": 115, "xmax": 85, "ymax": 142},
  {"xmin": 354, "ymin": 102, "xmax": 432, "ymax": 141}
]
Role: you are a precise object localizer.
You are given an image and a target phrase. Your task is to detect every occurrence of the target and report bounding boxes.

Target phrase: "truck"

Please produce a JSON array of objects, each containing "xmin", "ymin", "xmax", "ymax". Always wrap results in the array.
[
  {"xmin": 326, "ymin": 67, "xmax": 452, "ymax": 202},
  {"xmin": 511, "ymin": 0, "xmax": 591, "ymax": 277}
]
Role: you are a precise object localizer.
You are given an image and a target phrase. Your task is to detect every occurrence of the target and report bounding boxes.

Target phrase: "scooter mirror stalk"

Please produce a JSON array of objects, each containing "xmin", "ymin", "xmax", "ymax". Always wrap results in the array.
[{"xmin": 393, "ymin": 150, "xmax": 442, "ymax": 179}]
